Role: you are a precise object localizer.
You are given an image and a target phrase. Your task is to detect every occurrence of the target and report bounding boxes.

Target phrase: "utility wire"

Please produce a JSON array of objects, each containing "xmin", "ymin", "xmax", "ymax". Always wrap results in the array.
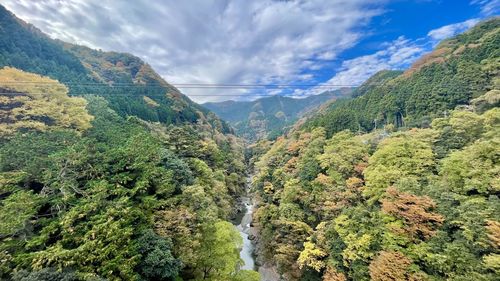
[
  {"xmin": 0, "ymin": 81, "xmax": 371, "ymax": 88},
  {"xmin": 0, "ymin": 92, "xmax": 335, "ymax": 97}
]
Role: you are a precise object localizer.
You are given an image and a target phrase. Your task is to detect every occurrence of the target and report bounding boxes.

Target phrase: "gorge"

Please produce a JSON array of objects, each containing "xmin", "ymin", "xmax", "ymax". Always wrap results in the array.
[{"xmin": 0, "ymin": 3, "xmax": 499, "ymax": 281}]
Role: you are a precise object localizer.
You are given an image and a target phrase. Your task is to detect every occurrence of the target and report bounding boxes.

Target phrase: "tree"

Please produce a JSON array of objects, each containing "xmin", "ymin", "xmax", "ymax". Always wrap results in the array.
[
  {"xmin": 233, "ymin": 270, "xmax": 260, "ymax": 281},
  {"xmin": 484, "ymin": 220, "xmax": 500, "ymax": 274},
  {"xmin": 322, "ymin": 266, "xmax": 346, "ymax": 281},
  {"xmin": 194, "ymin": 221, "xmax": 242, "ymax": 280},
  {"xmin": 369, "ymin": 251, "xmax": 414, "ymax": 281},
  {"xmin": 11, "ymin": 268, "xmax": 78, "ymax": 281},
  {"xmin": 432, "ymin": 109, "xmax": 487, "ymax": 156},
  {"xmin": 0, "ymin": 190, "xmax": 39, "ymax": 238},
  {"xmin": 318, "ymin": 130, "xmax": 369, "ymax": 181},
  {"xmin": 297, "ymin": 128, "xmax": 326, "ymax": 182},
  {"xmin": 0, "ymin": 67, "xmax": 93, "ymax": 135},
  {"xmin": 137, "ymin": 229, "xmax": 181, "ymax": 280},
  {"xmin": 381, "ymin": 187, "xmax": 444, "ymax": 241},
  {"xmin": 440, "ymin": 138, "xmax": 500, "ymax": 195},
  {"xmin": 363, "ymin": 135, "xmax": 435, "ymax": 202},
  {"xmin": 298, "ymin": 239, "xmax": 327, "ymax": 271}
]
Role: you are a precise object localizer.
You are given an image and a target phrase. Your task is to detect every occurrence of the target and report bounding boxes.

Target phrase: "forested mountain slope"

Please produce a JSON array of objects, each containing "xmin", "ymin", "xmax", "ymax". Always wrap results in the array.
[
  {"xmin": 304, "ymin": 18, "xmax": 500, "ymax": 137},
  {"xmin": 204, "ymin": 89, "xmax": 350, "ymax": 141},
  {"xmin": 0, "ymin": 4, "xmax": 230, "ymax": 132},
  {"xmin": 249, "ymin": 18, "xmax": 500, "ymax": 281},
  {"xmin": 0, "ymin": 5, "xmax": 258, "ymax": 281}
]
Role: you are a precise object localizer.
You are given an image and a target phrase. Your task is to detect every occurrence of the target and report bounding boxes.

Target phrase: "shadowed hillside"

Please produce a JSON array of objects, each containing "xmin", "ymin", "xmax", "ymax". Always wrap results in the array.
[{"xmin": 204, "ymin": 89, "xmax": 351, "ymax": 141}]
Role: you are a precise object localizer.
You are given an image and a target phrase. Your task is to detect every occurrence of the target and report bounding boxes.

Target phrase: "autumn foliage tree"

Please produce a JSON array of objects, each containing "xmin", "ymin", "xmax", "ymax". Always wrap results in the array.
[
  {"xmin": 369, "ymin": 251, "xmax": 413, "ymax": 281},
  {"xmin": 381, "ymin": 187, "xmax": 444, "ymax": 241}
]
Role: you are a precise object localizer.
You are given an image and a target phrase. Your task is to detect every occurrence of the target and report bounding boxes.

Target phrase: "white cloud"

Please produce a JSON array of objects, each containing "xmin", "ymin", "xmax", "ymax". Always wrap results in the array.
[
  {"xmin": 427, "ymin": 18, "xmax": 480, "ymax": 41},
  {"xmin": 0, "ymin": 0, "xmax": 386, "ymax": 102},
  {"xmin": 307, "ymin": 36, "xmax": 425, "ymax": 94},
  {"xmin": 303, "ymin": 17, "xmax": 484, "ymax": 98},
  {"xmin": 471, "ymin": 0, "xmax": 500, "ymax": 16}
]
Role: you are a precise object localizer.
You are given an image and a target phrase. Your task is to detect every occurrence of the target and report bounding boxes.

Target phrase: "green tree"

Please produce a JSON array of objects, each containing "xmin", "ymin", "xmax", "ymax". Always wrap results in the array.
[
  {"xmin": 0, "ymin": 190, "xmax": 40, "ymax": 238},
  {"xmin": 440, "ymin": 137, "xmax": 499, "ymax": 195},
  {"xmin": 363, "ymin": 135, "xmax": 435, "ymax": 202},
  {"xmin": 194, "ymin": 221, "xmax": 242, "ymax": 280},
  {"xmin": 137, "ymin": 229, "xmax": 181, "ymax": 280},
  {"xmin": 233, "ymin": 270, "xmax": 260, "ymax": 281}
]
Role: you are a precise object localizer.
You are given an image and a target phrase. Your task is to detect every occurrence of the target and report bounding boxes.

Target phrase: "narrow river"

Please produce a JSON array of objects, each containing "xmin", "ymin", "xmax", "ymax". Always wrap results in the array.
[
  {"xmin": 235, "ymin": 177, "xmax": 281, "ymax": 281},
  {"xmin": 235, "ymin": 195, "xmax": 255, "ymax": 270}
]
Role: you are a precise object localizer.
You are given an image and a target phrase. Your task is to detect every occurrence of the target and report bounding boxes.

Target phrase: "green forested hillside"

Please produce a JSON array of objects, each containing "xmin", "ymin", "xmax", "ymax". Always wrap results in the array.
[
  {"xmin": 204, "ymin": 90, "xmax": 350, "ymax": 142},
  {"xmin": 0, "ymin": 4, "xmax": 256, "ymax": 281},
  {"xmin": 0, "ymin": 4, "xmax": 230, "ymax": 132},
  {"xmin": 305, "ymin": 18, "xmax": 500, "ymax": 137},
  {"xmin": 251, "ymin": 96, "xmax": 500, "ymax": 281},
  {"xmin": 0, "ymin": 67, "xmax": 258, "ymax": 280},
  {"xmin": 248, "ymin": 18, "xmax": 500, "ymax": 281}
]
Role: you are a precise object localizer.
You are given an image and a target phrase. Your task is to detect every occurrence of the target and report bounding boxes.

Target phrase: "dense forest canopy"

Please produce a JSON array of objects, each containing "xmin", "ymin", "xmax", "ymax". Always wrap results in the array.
[
  {"xmin": 250, "ymin": 97, "xmax": 499, "ymax": 281},
  {"xmin": 248, "ymin": 17, "xmax": 500, "ymax": 281},
  {"xmin": 0, "ymin": 4, "xmax": 257, "ymax": 281},
  {"xmin": 0, "ymin": 2, "xmax": 499, "ymax": 281},
  {"xmin": 0, "ymin": 66, "xmax": 259, "ymax": 281}
]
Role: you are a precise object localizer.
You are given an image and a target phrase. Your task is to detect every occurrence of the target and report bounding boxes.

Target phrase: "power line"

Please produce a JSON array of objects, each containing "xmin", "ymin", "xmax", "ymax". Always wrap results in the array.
[
  {"xmin": 0, "ymin": 92, "xmax": 333, "ymax": 97},
  {"xmin": 0, "ymin": 81, "xmax": 369, "ymax": 89}
]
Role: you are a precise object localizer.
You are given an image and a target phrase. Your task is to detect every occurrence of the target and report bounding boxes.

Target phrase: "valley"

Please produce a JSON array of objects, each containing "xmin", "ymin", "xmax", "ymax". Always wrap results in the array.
[
  {"xmin": 204, "ymin": 89, "xmax": 351, "ymax": 142},
  {"xmin": 0, "ymin": 2, "xmax": 499, "ymax": 281}
]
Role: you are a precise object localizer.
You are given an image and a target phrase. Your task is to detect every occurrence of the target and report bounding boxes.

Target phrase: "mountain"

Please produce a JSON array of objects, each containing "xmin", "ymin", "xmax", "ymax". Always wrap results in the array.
[
  {"xmin": 0, "ymin": 5, "xmax": 257, "ymax": 281},
  {"xmin": 1, "ymin": 3, "xmax": 499, "ymax": 281},
  {"xmin": 304, "ymin": 18, "xmax": 499, "ymax": 137},
  {"xmin": 0, "ymin": 4, "xmax": 231, "ymax": 133},
  {"xmin": 204, "ymin": 89, "xmax": 351, "ymax": 141},
  {"xmin": 248, "ymin": 18, "xmax": 500, "ymax": 281}
]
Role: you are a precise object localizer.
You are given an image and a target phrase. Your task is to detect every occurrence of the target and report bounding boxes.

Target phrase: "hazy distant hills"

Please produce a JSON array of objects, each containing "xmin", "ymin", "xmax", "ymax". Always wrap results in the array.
[{"xmin": 204, "ymin": 89, "xmax": 352, "ymax": 141}]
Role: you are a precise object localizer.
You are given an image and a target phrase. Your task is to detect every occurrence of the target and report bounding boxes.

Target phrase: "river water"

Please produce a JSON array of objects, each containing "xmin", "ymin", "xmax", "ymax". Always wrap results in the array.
[
  {"xmin": 235, "ymin": 177, "xmax": 281, "ymax": 281},
  {"xmin": 235, "ymin": 195, "xmax": 255, "ymax": 270}
]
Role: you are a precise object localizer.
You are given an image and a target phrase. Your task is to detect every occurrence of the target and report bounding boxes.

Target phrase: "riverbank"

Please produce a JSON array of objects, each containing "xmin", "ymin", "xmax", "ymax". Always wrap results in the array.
[
  {"xmin": 233, "ymin": 176, "xmax": 281, "ymax": 281},
  {"xmin": 235, "ymin": 195, "xmax": 255, "ymax": 270}
]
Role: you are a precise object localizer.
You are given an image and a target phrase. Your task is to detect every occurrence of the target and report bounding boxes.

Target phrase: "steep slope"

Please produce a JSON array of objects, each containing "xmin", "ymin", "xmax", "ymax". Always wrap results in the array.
[
  {"xmin": 0, "ymin": 68, "xmax": 251, "ymax": 280},
  {"xmin": 305, "ymin": 18, "xmax": 499, "ymax": 137},
  {"xmin": 0, "ymin": 5, "xmax": 257, "ymax": 281},
  {"xmin": 290, "ymin": 70, "xmax": 403, "ymax": 131},
  {"xmin": 204, "ymin": 89, "xmax": 351, "ymax": 141},
  {"xmin": 249, "ymin": 18, "xmax": 500, "ymax": 281},
  {"xmin": 0, "ymin": 4, "xmax": 230, "ymax": 133}
]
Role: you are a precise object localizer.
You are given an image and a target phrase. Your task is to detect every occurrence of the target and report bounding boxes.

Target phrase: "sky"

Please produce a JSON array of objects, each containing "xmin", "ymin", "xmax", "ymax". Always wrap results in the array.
[{"xmin": 1, "ymin": 0, "xmax": 499, "ymax": 102}]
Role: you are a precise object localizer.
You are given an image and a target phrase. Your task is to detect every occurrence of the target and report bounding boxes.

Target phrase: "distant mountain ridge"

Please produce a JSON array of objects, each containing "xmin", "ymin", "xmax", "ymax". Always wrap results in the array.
[{"xmin": 204, "ymin": 89, "xmax": 351, "ymax": 141}]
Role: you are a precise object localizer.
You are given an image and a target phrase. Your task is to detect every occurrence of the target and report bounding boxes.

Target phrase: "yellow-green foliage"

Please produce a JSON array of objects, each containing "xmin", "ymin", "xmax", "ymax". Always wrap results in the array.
[
  {"xmin": 0, "ymin": 67, "xmax": 93, "ymax": 135},
  {"xmin": 0, "ymin": 190, "xmax": 39, "ymax": 237},
  {"xmin": 251, "ymin": 106, "xmax": 500, "ymax": 280},
  {"xmin": 142, "ymin": 95, "xmax": 160, "ymax": 107}
]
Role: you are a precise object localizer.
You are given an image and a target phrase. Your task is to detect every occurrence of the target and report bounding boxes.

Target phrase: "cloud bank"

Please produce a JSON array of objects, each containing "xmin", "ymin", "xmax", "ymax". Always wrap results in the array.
[
  {"xmin": 1, "ymin": 0, "xmax": 386, "ymax": 102},
  {"xmin": 304, "ymin": 17, "xmax": 485, "ymax": 98}
]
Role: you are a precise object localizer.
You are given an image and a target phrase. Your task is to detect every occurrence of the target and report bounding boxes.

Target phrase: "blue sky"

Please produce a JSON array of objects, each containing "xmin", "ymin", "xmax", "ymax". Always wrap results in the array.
[{"xmin": 1, "ymin": 0, "xmax": 498, "ymax": 102}]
